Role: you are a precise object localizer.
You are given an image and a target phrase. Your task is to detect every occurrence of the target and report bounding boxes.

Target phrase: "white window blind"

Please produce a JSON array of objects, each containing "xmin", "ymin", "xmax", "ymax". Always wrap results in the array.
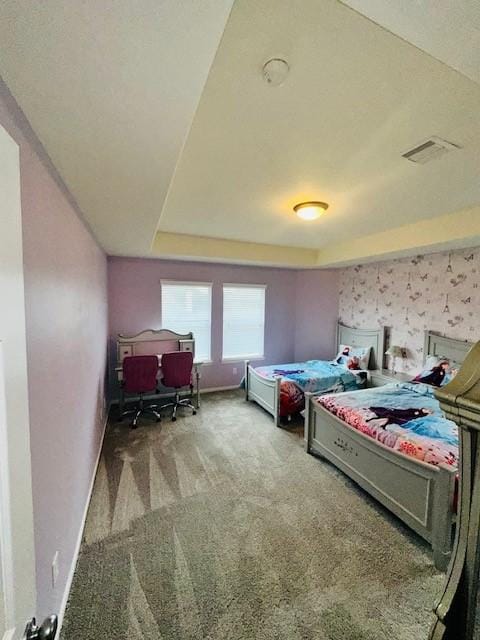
[
  {"xmin": 222, "ymin": 284, "xmax": 266, "ymax": 359},
  {"xmin": 161, "ymin": 281, "xmax": 212, "ymax": 361}
]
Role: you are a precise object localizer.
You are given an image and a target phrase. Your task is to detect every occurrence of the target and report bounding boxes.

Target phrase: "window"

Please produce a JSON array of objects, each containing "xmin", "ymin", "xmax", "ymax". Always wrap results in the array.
[
  {"xmin": 161, "ymin": 281, "xmax": 212, "ymax": 361},
  {"xmin": 222, "ymin": 284, "xmax": 266, "ymax": 360}
]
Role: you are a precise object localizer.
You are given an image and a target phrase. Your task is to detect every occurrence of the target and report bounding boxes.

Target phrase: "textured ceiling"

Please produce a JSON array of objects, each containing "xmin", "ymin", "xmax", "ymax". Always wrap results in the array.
[{"xmin": 1, "ymin": 0, "xmax": 479, "ymax": 266}]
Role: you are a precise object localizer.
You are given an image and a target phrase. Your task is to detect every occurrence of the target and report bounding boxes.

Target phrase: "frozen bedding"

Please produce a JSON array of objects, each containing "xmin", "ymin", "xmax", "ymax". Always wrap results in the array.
[
  {"xmin": 254, "ymin": 360, "xmax": 365, "ymax": 417},
  {"xmin": 316, "ymin": 382, "xmax": 458, "ymax": 469}
]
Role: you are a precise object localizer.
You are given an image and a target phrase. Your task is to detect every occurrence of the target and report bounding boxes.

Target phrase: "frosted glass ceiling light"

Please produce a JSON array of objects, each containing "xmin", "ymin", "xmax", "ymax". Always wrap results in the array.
[{"xmin": 293, "ymin": 201, "xmax": 329, "ymax": 221}]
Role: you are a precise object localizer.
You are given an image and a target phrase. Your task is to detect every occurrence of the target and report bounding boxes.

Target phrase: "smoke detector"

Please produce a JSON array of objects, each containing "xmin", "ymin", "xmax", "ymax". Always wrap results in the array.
[
  {"xmin": 401, "ymin": 136, "xmax": 461, "ymax": 164},
  {"xmin": 262, "ymin": 58, "xmax": 289, "ymax": 86}
]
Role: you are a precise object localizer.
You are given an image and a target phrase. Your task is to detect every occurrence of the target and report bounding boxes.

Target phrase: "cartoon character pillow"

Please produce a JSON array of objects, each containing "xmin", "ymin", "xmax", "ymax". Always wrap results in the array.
[
  {"xmin": 413, "ymin": 356, "xmax": 458, "ymax": 387},
  {"xmin": 334, "ymin": 344, "xmax": 371, "ymax": 370}
]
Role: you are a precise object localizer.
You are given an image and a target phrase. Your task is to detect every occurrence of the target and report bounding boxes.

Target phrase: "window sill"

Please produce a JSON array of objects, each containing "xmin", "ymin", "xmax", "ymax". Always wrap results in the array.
[
  {"xmin": 194, "ymin": 359, "xmax": 212, "ymax": 366},
  {"xmin": 222, "ymin": 356, "xmax": 265, "ymax": 363}
]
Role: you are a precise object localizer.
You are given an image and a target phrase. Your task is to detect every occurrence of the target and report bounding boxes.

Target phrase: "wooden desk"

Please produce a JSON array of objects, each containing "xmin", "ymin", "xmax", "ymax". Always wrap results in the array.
[{"xmin": 115, "ymin": 329, "xmax": 201, "ymax": 412}]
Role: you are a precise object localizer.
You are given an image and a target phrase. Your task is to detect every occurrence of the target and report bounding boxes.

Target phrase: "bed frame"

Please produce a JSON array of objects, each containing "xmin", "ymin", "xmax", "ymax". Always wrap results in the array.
[
  {"xmin": 305, "ymin": 330, "xmax": 473, "ymax": 570},
  {"xmin": 429, "ymin": 342, "xmax": 480, "ymax": 638},
  {"xmin": 245, "ymin": 322, "xmax": 386, "ymax": 427}
]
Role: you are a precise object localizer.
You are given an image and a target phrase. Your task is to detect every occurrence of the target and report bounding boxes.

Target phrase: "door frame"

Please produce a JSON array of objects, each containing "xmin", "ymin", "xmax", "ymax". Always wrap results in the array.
[
  {"xmin": 0, "ymin": 123, "xmax": 36, "ymax": 639},
  {"xmin": 0, "ymin": 341, "xmax": 19, "ymax": 639}
]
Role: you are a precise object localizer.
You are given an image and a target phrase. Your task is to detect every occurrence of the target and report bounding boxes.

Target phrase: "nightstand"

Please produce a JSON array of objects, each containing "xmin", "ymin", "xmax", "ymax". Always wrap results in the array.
[{"xmin": 369, "ymin": 369, "xmax": 412, "ymax": 388}]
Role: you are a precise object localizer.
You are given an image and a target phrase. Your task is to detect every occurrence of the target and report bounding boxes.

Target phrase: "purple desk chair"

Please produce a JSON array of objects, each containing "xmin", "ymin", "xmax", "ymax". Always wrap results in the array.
[
  {"xmin": 120, "ymin": 355, "xmax": 161, "ymax": 428},
  {"xmin": 161, "ymin": 351, "xmax": 197, "ymax": 421}
]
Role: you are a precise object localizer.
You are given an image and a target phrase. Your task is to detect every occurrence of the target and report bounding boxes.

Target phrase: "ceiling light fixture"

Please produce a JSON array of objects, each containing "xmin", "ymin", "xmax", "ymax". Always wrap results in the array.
[{"xmin": 293, "ymin": 201, "xmax": 329, "ymax": 221}]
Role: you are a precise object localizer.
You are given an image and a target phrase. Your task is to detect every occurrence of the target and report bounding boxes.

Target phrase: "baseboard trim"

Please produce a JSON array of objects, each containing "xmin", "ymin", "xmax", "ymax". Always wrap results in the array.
[
  {"xmin": 109, "ymin": 385, "xmax": 240, "ymax": 405},
  {"xmin": 55, "ymin": 402, "xmax": 110, "ymax": 637},
  {"xmin": 200, "ymin": 385, "xmax": 240, "ymax": 394}
]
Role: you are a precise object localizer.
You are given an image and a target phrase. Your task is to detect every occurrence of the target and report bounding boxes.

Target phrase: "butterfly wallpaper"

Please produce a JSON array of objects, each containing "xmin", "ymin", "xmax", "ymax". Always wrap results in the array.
[{"xmin": 338, "ymin": 247, "xmax": 479, "ymax": 373}]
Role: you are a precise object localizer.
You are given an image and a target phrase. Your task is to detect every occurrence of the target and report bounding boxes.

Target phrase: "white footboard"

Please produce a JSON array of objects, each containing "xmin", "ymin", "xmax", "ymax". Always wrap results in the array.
[
  {"xmin": 245, "ymin": 361, "xmax": 282, "ymax": 426},
  {"xmin": 304, "ymin": 392, "xmax": 456, "ymax": 571}
]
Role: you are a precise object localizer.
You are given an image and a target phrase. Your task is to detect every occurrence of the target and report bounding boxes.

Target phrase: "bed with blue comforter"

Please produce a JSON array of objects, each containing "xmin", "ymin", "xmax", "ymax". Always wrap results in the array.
[{"xmin": 254, "ymin": 360, "xmax": 366, "ymax": 417}]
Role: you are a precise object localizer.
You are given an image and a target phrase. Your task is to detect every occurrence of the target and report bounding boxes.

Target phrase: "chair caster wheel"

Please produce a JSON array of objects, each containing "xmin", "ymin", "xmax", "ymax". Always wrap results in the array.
[
  {"xmin": 172, "ymin": 416, "xmax": 177, "ymax": 422},
  {"xmin": 193, "ymin": 410, "xmax": 197, "ymax": 415},
  {"xmin": 156, "ymin": 417, "xmax": 161, "ymax": 423}
]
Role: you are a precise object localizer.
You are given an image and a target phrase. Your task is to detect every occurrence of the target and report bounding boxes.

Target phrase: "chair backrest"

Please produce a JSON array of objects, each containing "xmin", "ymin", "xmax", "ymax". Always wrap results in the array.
[
  {"xmin": 161, "ymin": 351, "xmax": 193, "ymax": 389},
  {"xmin": 122, "ymin": 355, "xmax": 159, "ymax": 394}
]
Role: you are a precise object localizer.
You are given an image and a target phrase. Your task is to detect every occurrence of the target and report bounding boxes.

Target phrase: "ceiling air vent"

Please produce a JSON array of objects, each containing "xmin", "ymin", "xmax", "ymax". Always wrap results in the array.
[{"xmin": 402, "ymin": 136, "xmax": 461, "ymax": 164}]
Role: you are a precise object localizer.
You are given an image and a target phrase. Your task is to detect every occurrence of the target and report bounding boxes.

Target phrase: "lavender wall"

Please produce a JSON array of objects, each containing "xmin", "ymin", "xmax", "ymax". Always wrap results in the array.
[
  {"xmin": 294, "ymin": 270, "xmax": 340, "ymax": 362},
  {"xmin": 107, "ymin": 257, "xmax": 304, "ymax": 388},
  {"xmin": 295, "ymin": 270, "xmax": 338, "ymax": 362},
  {"xmin": 0, "ymin": 84, "xmax": 108, "ymax": 619}
]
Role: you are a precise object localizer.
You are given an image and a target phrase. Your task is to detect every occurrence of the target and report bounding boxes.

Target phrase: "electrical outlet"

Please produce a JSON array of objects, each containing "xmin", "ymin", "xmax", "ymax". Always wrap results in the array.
[
  {"xmin": 52, "ymin": 551, "xmax": 59, "ymax": 588},
  {"xmin": 232, "ymin": 367, "xmax": 238, "ymax": 375}
]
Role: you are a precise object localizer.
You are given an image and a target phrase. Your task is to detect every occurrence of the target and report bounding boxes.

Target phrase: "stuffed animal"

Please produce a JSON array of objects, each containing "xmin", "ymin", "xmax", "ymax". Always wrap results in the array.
[{"xmin": 347, "ymin": 355, "xmax": 360, "ymax": 370}]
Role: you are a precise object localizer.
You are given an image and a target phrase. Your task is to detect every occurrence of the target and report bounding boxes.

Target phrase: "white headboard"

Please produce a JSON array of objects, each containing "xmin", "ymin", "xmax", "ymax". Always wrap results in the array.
[
  {"xmin": 336, "ymin": 322, "xmax": 386, "ymax": 370},
  {"xmin": 424, "ymin": 331, "xmax": 473, "ymax": 365},
  {"xmin": 116, "ymin": 328, "xmax": 195, "ymax": 362}
]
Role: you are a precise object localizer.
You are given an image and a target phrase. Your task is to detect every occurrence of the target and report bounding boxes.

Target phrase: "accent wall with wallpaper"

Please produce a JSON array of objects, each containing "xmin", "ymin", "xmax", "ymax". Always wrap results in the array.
[{"xmin": 338, "ymin": 246, "xmax": 480, "ymax": 374}]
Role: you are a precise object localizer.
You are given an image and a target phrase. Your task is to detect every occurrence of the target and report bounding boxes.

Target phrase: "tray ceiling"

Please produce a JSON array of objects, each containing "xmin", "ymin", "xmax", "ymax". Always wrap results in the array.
[{"xmin": 1, "ymin": 0, "xmax": 479, "ymax": 267}]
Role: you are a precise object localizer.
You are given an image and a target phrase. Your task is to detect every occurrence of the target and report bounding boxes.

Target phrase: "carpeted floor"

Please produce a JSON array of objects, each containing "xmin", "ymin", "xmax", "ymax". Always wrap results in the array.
[{"xmin": 61, "ymin": 390, "xmax": 442, "ymax": 640}]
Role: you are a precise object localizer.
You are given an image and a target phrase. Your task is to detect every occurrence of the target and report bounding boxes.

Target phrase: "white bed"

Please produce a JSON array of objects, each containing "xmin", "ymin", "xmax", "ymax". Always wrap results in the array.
[
  {"xmin": 304, "ymin": 331, "xmax": 473, "ymax": 570},
  {"xmin": 245, "ymin": 322, "xmax": 386, "ymax": 427}
]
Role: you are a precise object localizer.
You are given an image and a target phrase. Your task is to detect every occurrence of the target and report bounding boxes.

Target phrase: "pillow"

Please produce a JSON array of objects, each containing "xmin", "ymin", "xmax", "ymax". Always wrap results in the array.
[
  {"xmin": 424, "ymin": 355, "xmax": 441, "ymax": 370},
  {"xmin": 334, "ymin": 344, "xmax": 371, "ymax": 370},
  {"xmin": 442, "ymin": 360, "xmax": 460, "ymax": 386},
  {"xmin": 413, "ymin": 356, "xmax": 458, "ymax": 387}
]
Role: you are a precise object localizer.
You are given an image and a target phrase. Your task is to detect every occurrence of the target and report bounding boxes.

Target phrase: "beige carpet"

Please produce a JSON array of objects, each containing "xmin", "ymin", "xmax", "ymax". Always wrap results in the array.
[{"xmin": 61, "ymin": 390, "xmax": 442, "ymax": 639}]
